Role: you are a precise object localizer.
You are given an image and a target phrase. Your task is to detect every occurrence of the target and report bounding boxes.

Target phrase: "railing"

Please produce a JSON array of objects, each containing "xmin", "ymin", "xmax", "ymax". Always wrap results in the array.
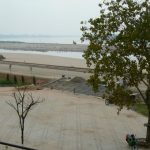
[
  {"xmin": 0, "ymin": 60, "xmax": 92, "ymax": 73},
  {"xmin": 0, "ymin": 141, "xmax": 37, "ymax": 150}
]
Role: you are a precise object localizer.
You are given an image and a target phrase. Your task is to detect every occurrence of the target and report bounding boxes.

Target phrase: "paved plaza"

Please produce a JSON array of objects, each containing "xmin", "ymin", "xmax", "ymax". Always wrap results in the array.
[{"xmin": 0, "ymin": 88, "xmax": 147, "ymax": 150}]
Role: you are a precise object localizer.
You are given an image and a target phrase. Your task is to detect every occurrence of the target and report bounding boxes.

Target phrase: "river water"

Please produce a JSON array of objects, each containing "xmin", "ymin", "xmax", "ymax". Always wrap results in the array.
[{"xmin": 0, "ymin": 49, "xmax": 84, "ymax": 59}]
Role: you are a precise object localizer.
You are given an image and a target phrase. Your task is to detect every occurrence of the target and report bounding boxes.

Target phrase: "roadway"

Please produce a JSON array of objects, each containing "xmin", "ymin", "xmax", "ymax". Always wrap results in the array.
[{"xmin": 0, "ymin": 61, "xmax": 92, "ymax": 79}]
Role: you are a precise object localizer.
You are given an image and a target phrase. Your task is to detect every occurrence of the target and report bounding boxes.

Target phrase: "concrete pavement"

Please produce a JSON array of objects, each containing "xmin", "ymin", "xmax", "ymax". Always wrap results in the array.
[{"xmin": 0, "ymin": 88, "xmax": 147, "ymax": 150}]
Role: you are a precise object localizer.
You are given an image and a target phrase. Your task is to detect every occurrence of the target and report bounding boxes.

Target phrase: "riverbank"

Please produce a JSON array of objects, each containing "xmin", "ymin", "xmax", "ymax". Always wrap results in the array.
[{"xmin": 0, "ymin": 41, "xmax": 87, "ymax": 52}]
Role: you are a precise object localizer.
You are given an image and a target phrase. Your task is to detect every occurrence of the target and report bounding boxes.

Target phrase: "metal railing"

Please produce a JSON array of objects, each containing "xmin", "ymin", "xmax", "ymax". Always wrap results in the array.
[
  {"xmin": 0, "ymin": 141, "xmax": 37, "ymax": 150},
  {"xmin": 0, "ymin": 60, "xmax": 92, "ymax": 73}
]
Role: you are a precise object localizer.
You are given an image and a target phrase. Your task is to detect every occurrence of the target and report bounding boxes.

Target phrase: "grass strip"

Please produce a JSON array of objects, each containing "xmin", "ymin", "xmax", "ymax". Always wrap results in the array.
[{"xmin": 134, "ymin": 103, "xmax": 148, "ymax": 117}]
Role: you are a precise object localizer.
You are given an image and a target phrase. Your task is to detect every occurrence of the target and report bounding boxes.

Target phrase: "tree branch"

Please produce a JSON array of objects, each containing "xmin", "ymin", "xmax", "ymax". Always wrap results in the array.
[
  {"xmin": 135, "ymin": 85, "xmax": 147, "ymax": 103},
  {"xmin": 7, "ymin": 86, "xmax": 44, "ymax": 145},
  {"xmin": 6, "ymin": 101, "xmax": 21, "ymax": 118},
  {"xmin": 142, "ymin": 79, "xmax": 149, "ymax": 88},
  {"xmin": 23, "ymin": 95, "xmax": 43, "ymax": 119}
]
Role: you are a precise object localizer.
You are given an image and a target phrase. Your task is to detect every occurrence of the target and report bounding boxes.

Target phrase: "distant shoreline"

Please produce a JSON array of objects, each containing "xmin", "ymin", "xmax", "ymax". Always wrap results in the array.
[{"xmin": 0, "ymin": 41, "xmax": 87, "ymax": 52}]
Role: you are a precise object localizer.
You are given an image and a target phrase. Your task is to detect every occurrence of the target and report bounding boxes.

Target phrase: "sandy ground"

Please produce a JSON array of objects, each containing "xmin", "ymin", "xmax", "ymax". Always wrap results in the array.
[
  {"xmin": 1, "ymin": 53, "xmax": 87, "ymax": 68},
  {"xmin": 0, "ymin": 53, "xmax": 91, "ymax": 79},
  {"xmin": 0, "ymin": 88, "xmax": 147, "ymax": 150}
]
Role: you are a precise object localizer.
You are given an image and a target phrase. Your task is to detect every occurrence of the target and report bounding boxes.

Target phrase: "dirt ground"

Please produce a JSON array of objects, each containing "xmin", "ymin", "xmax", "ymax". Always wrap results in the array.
[{"xmin": 0, "ymin": 87, "xmax": 147, "ymax": 150}]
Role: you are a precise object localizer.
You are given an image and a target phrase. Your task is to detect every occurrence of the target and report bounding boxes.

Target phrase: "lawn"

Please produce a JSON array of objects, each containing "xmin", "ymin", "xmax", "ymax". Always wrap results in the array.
[
  {"xmin": 0, "ymin": 79, "xmax": 16, "ymax": 86},
  {"xmin": 0, "ymin": 73, "xmax": 49, "ymax": 87},
  {"xmin": 135, "ymin": 103, "xmax": 148, "ymax": 117}
]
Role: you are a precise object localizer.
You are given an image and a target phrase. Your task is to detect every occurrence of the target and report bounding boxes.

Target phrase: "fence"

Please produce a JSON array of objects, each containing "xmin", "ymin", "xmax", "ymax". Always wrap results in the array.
[{"xmin": 0, "ymin": 141, "xmax": 37, "ymax": 150}]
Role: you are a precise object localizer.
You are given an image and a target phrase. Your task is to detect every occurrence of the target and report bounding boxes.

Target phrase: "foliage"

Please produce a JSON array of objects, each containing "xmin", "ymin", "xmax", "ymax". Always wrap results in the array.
[
  {"xmin": 0, "ymin": 78, "xmax": 27, "ymax": 87},
  {"xmin": 0, "ymin": 79, "xmax": 14, "ymax": 85},
  {"xmin": 81, "ymin": 0, "xmax": 150, "ymax": 109},
  {"xmin": 81, "ymin": 0, "xmax": 150, "ymax": 144}
]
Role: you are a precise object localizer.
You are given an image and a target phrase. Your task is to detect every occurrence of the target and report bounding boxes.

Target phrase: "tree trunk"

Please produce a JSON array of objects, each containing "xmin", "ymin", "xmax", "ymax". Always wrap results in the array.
[
  {"xmin": 146, "ymin": 111, "xmax": 150, "ymax": 145},
  {"xmin": 21, "ymin": 128, "xmax": 24, "ymax": 145}
]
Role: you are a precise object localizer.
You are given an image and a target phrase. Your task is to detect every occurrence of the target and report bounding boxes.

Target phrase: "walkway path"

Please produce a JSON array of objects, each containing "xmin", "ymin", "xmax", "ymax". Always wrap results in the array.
[{"xmin": 0, "ymin": 88, "xmax": 147, "ymax": 150}]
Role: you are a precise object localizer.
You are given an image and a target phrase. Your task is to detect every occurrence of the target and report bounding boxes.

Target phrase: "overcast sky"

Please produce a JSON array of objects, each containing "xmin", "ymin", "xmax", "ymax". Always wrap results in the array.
[{"xmin": 0, "ymin": 0, "xmax": 100, "ymax": 36}]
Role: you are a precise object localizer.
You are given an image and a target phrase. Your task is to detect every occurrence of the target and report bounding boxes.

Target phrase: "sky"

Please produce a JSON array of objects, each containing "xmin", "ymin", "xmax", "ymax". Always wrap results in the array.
[{"xmin": 0, "ymin": 0, "xmax": 100, "ymax": 36}]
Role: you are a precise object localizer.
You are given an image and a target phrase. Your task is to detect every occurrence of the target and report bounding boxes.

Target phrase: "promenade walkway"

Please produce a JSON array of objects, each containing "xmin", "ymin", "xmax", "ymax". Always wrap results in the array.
[{"xmin": 0, "ymin": 88, "xmax": 147, "ymax": 150}]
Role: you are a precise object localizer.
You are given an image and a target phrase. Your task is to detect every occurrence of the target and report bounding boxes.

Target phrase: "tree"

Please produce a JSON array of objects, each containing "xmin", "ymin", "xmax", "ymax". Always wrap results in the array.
[
  {"xmin": 32, "ymin": 76, "xmax": 36, "ymax": 85},
  {"xmin": 6, "ymin": 74, "xmax": 9, "ymax": 81},
  {"xmin": 14, "ymin": 75, "xmax": 17, "ymax": 83},
  {"xmin": 81, "ymin": 0, "xmax": 150, "ymax": 145},
  {"xmin": 21, "ymin": 75, "xmax": 25, "ymax": 84},
  {"xmin": 7, "ymin": 87, "xmax": 44, "ymax": 144}
]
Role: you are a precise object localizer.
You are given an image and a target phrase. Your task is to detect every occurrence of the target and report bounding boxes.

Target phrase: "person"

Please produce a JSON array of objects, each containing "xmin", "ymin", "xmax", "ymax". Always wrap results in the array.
[{"xmin": 126, "ymin": 134, "xmax": 137, "ymax": 147}]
